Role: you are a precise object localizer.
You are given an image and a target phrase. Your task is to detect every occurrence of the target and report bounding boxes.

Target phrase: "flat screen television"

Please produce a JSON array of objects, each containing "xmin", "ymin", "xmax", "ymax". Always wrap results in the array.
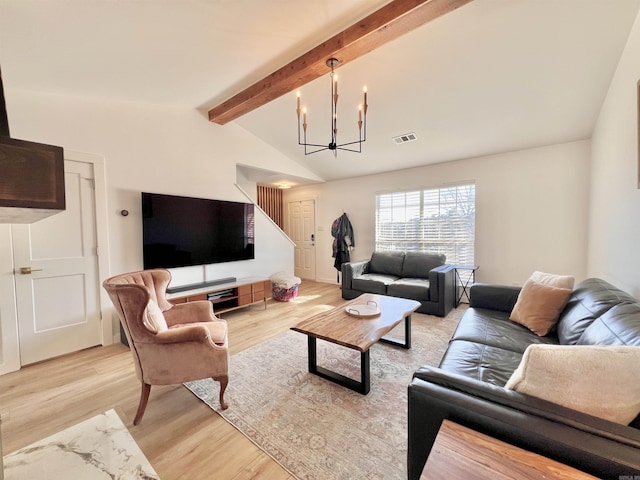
[{"xmin": 142, "ymin": 192, "xmax": 255, "ymax": 269}]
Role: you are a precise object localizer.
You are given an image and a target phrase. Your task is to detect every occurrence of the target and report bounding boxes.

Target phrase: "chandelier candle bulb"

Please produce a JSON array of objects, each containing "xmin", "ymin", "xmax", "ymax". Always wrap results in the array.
[{"xmin": 363, "ymin": 86, "xmax": 368, "ymax": 114}]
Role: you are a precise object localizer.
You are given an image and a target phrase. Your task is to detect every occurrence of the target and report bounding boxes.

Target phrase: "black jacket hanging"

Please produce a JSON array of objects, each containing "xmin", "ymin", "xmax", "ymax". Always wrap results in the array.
[{"xmin": 331, "ymin": 213, "xmax": 355, "ymax": 278}]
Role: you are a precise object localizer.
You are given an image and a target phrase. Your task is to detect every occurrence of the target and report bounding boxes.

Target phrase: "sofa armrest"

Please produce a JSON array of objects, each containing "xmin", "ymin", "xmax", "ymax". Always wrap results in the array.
[
  {"xmin": 427, "ymin": 264, "xmax": 455, "ymax": 315},
  {"xmin": 408, "ymin": 366, "xmax": 640, "ymax": 480},
  {"xmin": 469, "ymin": 283, "xmax": 521, "ymax": 312},
  {"xmin": 164, "ymin": 300, "xmax": 217, "ymax": 326},
  {"xmin": 341, "ymin": 259, "xmax": 369, "ymax": 290}
]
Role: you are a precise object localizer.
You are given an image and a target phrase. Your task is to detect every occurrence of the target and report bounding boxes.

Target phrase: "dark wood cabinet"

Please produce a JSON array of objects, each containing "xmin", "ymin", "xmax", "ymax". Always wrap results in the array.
[{"xmin": 0, "ymin": 136, "xmax": 65, "ymax": 223}]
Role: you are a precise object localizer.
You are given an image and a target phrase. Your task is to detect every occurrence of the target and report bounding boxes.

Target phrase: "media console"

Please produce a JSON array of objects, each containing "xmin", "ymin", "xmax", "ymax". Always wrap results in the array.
[
  {"xmin": 166, "ymin": 276, "xmax": 271, "ymax": 315},
  {"xmin": 166, "ymin": 276, "xmax": 237, "ymax": 294}
]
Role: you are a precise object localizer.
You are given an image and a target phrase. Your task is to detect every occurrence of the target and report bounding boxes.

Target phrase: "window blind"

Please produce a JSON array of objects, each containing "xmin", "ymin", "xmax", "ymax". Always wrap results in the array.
[{"xmin": 375, "ymin": 183, "xmax": 475, "ymax": 265}]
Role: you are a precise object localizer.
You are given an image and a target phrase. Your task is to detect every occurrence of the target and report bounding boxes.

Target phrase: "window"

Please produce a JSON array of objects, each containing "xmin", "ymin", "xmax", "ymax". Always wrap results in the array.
[{"xmin": 375, "ymin": 183, "xmax": 475, "ymax": 265}]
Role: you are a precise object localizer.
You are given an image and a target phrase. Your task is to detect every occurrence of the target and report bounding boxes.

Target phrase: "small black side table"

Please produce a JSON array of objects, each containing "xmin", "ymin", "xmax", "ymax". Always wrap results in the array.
[{"xmin": 451, "ymin": 265, "xmax": 479, "ymax": 307}]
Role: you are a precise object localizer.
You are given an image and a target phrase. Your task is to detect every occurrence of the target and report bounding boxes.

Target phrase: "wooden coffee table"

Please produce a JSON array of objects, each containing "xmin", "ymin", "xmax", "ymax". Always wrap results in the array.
[{"xmin": 291, "ymin": 293, "xmax": 421, "ymax": 394}]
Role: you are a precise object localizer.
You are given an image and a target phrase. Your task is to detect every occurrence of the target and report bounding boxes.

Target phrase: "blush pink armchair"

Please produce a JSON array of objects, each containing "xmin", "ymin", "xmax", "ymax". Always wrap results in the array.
[{"xmin": 103, "ymin": 269, "xmax": 229, "ymax": 425}]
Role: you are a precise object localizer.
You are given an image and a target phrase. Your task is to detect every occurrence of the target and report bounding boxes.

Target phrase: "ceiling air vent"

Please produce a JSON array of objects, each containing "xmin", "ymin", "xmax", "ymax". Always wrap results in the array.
[{"xmin": 392, "ymin": 132, "xmax": 417, "ymax": 145}]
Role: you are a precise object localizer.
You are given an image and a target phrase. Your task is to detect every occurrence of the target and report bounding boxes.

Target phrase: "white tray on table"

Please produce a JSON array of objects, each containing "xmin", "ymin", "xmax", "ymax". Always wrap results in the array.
[{"xmin": 344, "ymin": 300, "xmax": 380, "ymax": 318}]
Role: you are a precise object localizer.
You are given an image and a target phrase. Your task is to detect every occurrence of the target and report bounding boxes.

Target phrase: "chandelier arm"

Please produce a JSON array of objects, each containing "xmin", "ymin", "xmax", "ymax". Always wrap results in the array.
[
  {"xmin": 363, "ymin": 114, "xmax": 367, "ymax": 142},
  {"xmin": 336, "ymin": 139, "xmax": 366, "ymax": 148},
  {"xmin": 336, "ymin": 146, "xmax": 364, "ymax": 153},
  {"xmin": 304, "ymin": 146, "xmax": 330, "ymax": 155}
]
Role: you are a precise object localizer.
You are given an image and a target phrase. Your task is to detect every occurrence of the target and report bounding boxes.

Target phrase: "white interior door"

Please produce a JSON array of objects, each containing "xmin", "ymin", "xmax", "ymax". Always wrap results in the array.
[
  {"xmin": 289, "ymin": 200, "xmax": 316, "ymax": 280},
  {"xmin": 12, "ymin": 160, "xmax": 101, "ymax": 365}
]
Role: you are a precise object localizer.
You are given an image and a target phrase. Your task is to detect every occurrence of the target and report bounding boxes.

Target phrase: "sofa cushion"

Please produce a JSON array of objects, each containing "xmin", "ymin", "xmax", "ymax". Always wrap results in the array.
[
  {"xmin": 557, "ymin": 278, "xmax": 637, "ymax": 345},
  {"xmin": 387, "ymin": 278, "xmax": 431, "ymax": 301},
  {"xmin": 577, "ymin": 303, "xmax": 640, "ymax": 346},
  {"xmin": 505, "ymin": 344, "xmax": 640, "ymax": 425},
  {"xmin": 369, "ymin": 251, "xmax": 405, "ymax": 276},
  {"xmin": 509, "ymin": 279, "xmax": 572, "ymax": 336},
  {"xmin": 438, "ymin": 340, "xmax": 524, "ymax": 387},
  {"xmin": 452, "ymin": 307, "xmax": 559, "ymax": 354},
  {"xmin": 401, "ymin": 252, "xmax": 445, "ymax": 279},
  {"xmin": 352, "ymin": 273, "xmax": 398, "ymax": 295},
  {"xmin": 529, "ymin": 270, "xmax": 575, "ymax": 290}
]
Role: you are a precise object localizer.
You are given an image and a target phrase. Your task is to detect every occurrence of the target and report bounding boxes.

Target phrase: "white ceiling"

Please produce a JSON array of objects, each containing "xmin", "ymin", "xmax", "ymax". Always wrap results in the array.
[{"xmin": 1, "ymin": 0, "xmax": 639, "ymax": 187}]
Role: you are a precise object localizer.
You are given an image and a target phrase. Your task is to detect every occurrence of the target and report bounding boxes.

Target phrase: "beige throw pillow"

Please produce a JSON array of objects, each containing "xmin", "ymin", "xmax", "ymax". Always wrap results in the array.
[
  {"xmin": 530, "ymin": 271, "xmax": 575, "ymax": 290},
  {"xmin": 510, "ymin": 279, "xmax": 572, "ymax": 336},
  {"xmin": 505, "ymin": 344, "xmax": 640, "ymax": 425},
  {"xmin": 145, "ymin": 299, "xmax": 168, "ymax": 332}
]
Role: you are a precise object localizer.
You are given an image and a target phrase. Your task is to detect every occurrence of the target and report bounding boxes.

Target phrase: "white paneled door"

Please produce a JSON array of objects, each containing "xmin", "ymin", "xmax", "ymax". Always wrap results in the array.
[
  {"xmin": 12, "ymin": 160, "xmax": 101, "ymax": 365},
  {"xmin": 289, "ymin": 200, "xmax": 316, "ymax": 280}
]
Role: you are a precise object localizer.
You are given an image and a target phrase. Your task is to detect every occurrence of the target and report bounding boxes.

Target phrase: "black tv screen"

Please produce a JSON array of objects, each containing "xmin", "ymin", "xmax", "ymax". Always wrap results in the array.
[{"xmin": 142, "ymin": 192, "xmax": 255, "ymax": 269}]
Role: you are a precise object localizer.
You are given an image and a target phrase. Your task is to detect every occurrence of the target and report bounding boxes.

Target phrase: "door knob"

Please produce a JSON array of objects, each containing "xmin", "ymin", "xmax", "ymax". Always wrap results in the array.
[{"xmin": 20, "ymin": 267, "xmax": 43, "ymax": 275}]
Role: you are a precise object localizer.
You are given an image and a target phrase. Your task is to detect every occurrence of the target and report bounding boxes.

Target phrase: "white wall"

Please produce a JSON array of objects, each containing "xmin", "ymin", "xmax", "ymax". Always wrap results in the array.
[
  {"xmin": 588, "ymin": 10, "xmax": 640, "ymax": 297},
  {"xmin": 0, "ymin": 89, "xmax": 319, "ymax": 361},
  {"xmin": 589, "ymin": 10, "xmax": 640, "ymax": 297},
  {"xmin": 285, "ymin": 140, "xmax": 590, "ymax": 286}
]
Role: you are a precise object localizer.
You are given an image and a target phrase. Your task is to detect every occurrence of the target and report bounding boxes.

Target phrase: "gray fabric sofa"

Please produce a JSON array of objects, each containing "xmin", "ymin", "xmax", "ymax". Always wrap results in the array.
[
  {"xmin": 340, "ymin": 251, "xmax": 455, "ymax": 317},
  {"xmin": 408, "ymin": 278, "xmax": 640, "ymax": 480}
]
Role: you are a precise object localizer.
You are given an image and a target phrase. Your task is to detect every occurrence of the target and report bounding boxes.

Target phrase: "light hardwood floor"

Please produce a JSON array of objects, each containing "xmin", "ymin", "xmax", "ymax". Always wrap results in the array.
[{"xmin": 0, "ymin": 280, "xmax": 345, "ymax": 479}]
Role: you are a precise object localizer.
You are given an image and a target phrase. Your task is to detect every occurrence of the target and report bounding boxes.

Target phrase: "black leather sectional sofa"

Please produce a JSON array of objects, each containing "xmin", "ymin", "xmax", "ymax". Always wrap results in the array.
[
  {"xmin": 340, "ymin": 251, "xmax": 455, "ymax": 317},
  {"xmin": 408, "ymin": 278, "xmax": 640, "ymax": 480}
]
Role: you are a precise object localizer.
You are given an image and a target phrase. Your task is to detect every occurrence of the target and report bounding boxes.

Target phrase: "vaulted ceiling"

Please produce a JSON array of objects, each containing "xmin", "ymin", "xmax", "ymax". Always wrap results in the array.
[{"xmin": 1, "ymin": 0, "xmax": 639, "ymax": 187}]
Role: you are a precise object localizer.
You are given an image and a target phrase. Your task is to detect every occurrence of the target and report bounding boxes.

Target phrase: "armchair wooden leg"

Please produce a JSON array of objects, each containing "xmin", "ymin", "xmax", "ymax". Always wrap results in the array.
[
  {"xmin": 134, "ymin": 382, "xmax": 151, "ymax": 426},
  {"xmin": 214, "ymin": 375, "xmax": 229, "ymax": 410}
]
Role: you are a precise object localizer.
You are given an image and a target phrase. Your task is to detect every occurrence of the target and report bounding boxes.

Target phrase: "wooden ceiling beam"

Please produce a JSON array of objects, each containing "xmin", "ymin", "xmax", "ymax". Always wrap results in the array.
[{"xmin": 208, "ymin": 0, "xmax": 474, "ymax": 125}]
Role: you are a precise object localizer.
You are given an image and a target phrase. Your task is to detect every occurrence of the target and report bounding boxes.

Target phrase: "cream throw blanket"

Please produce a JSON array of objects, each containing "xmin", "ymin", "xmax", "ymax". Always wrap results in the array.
[{"xmin": 505, "ymin": 344, "xmax": 640, "ymax": 425}]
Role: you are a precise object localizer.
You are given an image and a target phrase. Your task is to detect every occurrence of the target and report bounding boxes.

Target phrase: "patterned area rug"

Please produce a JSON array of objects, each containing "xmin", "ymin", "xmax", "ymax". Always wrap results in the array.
[{"xmin": 185, "ymin": 307, "xmax": 464, "ymax": 480}]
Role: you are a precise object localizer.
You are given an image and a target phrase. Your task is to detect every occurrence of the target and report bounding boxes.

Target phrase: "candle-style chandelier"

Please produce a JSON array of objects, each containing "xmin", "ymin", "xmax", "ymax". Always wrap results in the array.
[{"xmin": 296, "ymin": 58, "xmax": 368, "ymax": 156}]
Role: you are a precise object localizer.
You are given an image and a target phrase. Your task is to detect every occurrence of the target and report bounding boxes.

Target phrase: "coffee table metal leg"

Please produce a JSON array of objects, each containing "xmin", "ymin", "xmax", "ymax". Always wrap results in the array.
[
  {"xmin": 379, "ymin": 314, "xmax": 412, "ymax": 349},
  {"xmin": 360, "ymin": 350, "xmax": 370, "ymax": 394},
  {"xmin": 307, "ymin": 336, "xmax": 371, "ymax": 394},
  {"xmin": 308, "ymin": 335, "xmax": 318, "ymax": 372}
]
